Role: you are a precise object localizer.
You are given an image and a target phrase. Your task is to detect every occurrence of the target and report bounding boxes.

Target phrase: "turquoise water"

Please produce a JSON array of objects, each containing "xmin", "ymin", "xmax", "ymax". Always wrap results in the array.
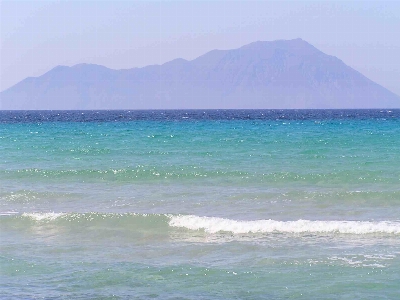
[{"xmin": 1, "ymin": 110, "xmax": 400, "ymax": 299}]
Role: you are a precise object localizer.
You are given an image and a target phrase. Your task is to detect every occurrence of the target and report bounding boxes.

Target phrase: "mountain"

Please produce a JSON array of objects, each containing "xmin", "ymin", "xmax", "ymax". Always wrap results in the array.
[{"xmin": 1, "ymin": 38, "xmax": 399, "ymax": 109}]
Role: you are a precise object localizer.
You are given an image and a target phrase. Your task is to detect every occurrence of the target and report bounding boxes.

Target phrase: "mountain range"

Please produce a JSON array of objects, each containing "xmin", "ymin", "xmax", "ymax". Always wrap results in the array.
[{"xmin": 1, "ymin": 38, "xmax": 399, "ymax": 109}]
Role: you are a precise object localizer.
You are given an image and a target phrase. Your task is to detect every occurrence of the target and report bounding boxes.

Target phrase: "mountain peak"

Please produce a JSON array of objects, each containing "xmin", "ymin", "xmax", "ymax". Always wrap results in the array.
[
  {"xmin": 239, "ymin": 38, "xmax": 320, "ymax": 56},
  {"xmin": 162, "ymin": 58, "xmax": 189, "ymax": 66},
  {"xmin": 71, "ymin": 63, "xmax": 112, "ymax": 71}
]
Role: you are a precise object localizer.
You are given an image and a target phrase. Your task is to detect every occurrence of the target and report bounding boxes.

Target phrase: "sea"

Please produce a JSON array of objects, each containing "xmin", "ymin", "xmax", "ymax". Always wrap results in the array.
[{"xmin": 1, "ymin": 109, "xmax": 399, "ymax": 299}]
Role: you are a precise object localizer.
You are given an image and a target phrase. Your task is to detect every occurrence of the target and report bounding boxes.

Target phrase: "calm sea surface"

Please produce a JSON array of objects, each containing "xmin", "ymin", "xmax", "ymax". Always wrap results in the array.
[{"xmin": 1, "ymin": 110, "xmax": 399, "ymax": 299}]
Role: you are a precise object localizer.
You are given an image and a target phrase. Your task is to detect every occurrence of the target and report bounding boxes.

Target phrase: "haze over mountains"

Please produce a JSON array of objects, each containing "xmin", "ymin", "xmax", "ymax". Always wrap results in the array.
[{"xmin": 1, "ymin": 38, "xmax": 399, "ymax": 109}]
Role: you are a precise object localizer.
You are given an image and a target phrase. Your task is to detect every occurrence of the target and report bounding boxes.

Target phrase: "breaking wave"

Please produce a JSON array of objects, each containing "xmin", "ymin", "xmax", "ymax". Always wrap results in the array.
[
  {"xmin": 1, "ymin": 213, "xmax": 399, "ymax": 235},
  {"xmin": 169, "ymin": 215, "xmax": 400, "ymax": 235}
]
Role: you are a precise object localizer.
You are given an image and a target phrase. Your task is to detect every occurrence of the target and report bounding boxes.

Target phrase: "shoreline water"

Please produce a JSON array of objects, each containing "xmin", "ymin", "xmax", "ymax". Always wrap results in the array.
[{"xmin": 1, "ymin": 110, "xmax": 399, "ymax": 299}]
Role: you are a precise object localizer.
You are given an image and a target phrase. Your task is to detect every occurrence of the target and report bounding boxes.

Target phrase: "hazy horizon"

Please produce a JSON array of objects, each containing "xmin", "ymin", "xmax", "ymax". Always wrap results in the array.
[
  {"xmin": 1, "ymin": 0, "xmax": 399, "ymax": 97},
  {"xmin": 2, "ymin": 38, "xmax": 399, "ymax": 110}
]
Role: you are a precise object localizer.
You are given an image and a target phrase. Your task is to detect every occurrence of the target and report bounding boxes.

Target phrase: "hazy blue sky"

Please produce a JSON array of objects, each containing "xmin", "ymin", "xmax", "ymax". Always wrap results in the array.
[{"xmin": 1, "ymin": 0, "xmax": 399, "ymax": 95}]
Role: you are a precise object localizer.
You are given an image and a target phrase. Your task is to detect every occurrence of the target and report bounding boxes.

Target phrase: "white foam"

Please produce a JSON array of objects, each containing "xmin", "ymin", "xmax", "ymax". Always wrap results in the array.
[
  {"xmin": 0, "ymin": 211, "xmax": 19, "ymax": 216},
  {"xmin": 169, "ymin": 215, "xmax": 400, "ymax": 235},
  {"xmin": 22, "ymin": 212, "xmax": 65, "ymax": 221}
]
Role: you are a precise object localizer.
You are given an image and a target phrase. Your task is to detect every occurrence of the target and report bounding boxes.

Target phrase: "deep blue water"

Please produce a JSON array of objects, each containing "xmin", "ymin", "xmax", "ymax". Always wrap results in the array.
[{"xmin": 1, "ymin": 109, "xmax": 399, "ymax": 123}]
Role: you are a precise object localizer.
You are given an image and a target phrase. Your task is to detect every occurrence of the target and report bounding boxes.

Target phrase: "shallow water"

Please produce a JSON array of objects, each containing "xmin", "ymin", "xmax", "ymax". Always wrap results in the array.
[{"xmin": 1, "ymin": 110, "xmax": 399, "ymax": 299}]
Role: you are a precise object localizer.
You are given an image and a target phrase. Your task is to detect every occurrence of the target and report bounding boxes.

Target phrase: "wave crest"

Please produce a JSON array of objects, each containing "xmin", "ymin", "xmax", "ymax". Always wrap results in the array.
[
  {"xmin": 22, "ymin": 212, "xmax": 66, "ymax": 221},
  {"xmin": 3, "ymin": 213, "xmax": 400, "ymax": 235},
  {"xmin": 169, "ymin": 215, "xmax": 400, "ymax": 235}
]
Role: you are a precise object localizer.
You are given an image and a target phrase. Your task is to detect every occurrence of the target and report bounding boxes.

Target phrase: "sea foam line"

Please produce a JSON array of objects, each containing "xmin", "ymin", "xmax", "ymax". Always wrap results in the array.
[
  {"xmin": 21, "ymin": 212, "xmax": 66, "ymax": 221},
  {"xmin": 169, "ymin": 215, "xmax": 400, "ymax": 234},
  {"xmin": 13, "ymin": 213, "xmax": 400, "ymax": 235},
  {"xmin": 0, "ymin": 211, "xmax": 19, "ymax": 216}
]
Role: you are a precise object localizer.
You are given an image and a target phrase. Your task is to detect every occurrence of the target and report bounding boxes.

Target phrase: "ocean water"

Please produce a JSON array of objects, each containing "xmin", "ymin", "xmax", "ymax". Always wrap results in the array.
[{"xmin": 1, "ymin": 109, "xmax": 399, "ymax": 299}]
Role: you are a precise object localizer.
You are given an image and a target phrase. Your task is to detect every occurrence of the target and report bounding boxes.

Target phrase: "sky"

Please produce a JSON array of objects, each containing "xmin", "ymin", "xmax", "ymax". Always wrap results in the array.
[{"xmin": 1, "ymin": 0, "xmax": 399, "ymax": 96}]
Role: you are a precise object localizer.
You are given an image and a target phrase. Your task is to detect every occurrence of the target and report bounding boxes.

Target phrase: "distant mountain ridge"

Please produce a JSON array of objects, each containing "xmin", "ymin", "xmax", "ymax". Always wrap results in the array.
[{"xmin": 1, "ymin": 38, "xmax": 399, "ymax": 109}]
